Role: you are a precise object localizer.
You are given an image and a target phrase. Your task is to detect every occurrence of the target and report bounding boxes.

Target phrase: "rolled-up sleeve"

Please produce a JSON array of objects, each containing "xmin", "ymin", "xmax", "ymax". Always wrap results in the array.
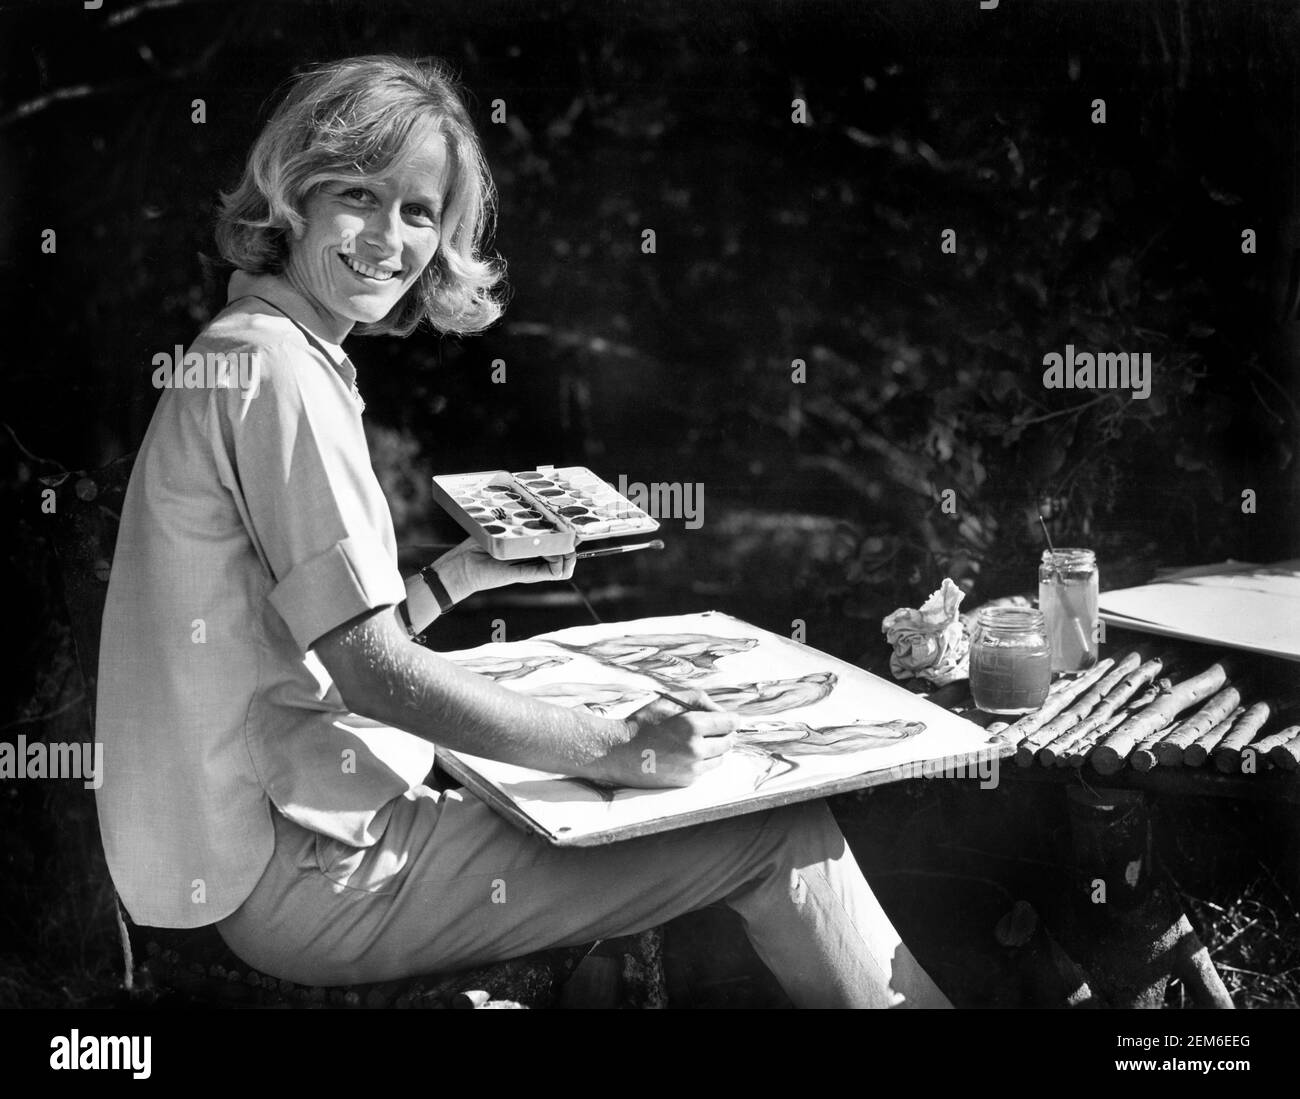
[{"xmin": 222, "ymin": 341, "xmax": 406, "ymax": 651}]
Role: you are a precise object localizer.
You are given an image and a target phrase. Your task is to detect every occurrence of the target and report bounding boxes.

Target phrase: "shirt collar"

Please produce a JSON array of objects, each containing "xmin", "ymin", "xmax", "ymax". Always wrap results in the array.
[{"xmin": 226, "ymin": 269, "xmax": 357, "ymax": 391}]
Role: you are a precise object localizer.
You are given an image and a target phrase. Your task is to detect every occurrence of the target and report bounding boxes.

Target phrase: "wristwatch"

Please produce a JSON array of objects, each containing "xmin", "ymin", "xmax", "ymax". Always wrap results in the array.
[{"xmin": 420, "ymin": 563, "xmax": 457, "ymax": 616}]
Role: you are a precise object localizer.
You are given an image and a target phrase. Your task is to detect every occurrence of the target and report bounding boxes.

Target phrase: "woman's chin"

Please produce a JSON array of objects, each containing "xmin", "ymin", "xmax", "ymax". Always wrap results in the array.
[{"xmin": 342, "ymin": 299, "xmax": 398, "ymax": 326}]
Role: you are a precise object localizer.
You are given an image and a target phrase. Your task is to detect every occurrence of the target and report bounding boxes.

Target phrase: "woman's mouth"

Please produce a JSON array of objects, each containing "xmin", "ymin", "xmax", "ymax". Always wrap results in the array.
[{"xmin": 338, "ymin": 254, "xmax": 400, "ymax": 282}]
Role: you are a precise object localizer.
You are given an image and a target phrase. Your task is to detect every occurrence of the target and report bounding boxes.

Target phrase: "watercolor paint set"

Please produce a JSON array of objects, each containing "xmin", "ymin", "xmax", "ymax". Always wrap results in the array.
[{"xmin": 432, "ymin": 465, "xmax": 660, "ymax": 560}]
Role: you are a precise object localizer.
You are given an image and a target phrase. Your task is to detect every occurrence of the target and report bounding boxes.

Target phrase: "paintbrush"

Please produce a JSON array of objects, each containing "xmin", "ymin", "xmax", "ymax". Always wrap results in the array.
[
  {"xmin": 652, "ymin": 689, "xmax": 755, "ymax": 734},
  {"xmin": 577, "ymin": 539, "xmax": 665, "ymax": 560},
  {"xmin": 1039, "ymin": 514, "xmax": 1092, "ymax": 656},
  {"xmin": 511, "ymin": 538, "xmax": 665, "ymax": 567}
]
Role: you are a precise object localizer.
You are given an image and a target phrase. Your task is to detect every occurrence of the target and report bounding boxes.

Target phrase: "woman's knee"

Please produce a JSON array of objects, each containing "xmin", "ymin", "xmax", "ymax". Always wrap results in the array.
[{"xmin": 758, "ymin": 798, "xmax": 849, "ymax": 864}]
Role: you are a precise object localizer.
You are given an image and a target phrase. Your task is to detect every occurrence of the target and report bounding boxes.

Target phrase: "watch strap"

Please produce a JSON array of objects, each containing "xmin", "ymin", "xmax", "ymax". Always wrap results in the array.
[{"xmin": 420, "ymin": 564, "xmax": 457, "ymax": 615}]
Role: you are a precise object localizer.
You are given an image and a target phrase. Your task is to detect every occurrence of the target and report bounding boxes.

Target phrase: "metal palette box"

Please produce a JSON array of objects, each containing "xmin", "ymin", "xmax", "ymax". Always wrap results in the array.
[{"xmin": 432, "ymin": 465, "xmax": 660, "ymax": 560}]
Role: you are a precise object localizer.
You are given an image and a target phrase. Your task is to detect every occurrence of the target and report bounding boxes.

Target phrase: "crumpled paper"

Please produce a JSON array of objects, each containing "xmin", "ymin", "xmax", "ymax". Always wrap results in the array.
[{"xmin": 881, "ymin": 577, "xmax": 971, "ymax": 686}]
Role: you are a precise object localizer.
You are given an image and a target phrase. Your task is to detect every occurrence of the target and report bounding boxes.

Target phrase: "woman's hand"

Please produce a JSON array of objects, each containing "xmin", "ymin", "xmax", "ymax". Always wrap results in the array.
[
  {"xmin": 587, "ymin": 689, "xmax": 737, "ymax": 788},
  {"xmin": 432, "ymin": 537, "xmax": 575, "ymax": 604}
]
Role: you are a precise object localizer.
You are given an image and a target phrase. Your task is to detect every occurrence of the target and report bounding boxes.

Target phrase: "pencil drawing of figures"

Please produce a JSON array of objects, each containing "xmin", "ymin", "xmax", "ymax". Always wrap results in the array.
[
  {"xmin": 550, "ymin": 633, "xmax": 759, "ymax": 682},
  {"xmin": 477, "ymin": 638, "xmax": 912, "ymax": 798},
  {"xmin": 704, "ymin": 672, "xmax": 838, "ymax": 716},
  {"xmin": 734, "ymin": 719, "xmax": 927, "ymax": 789},
  {"xmin": 515, "ymin": 670, "xmax": 840, "ymax": 722},
  {"xmin": 449, "ymin": 654, "xmax": 572, "ymax": 682},
  {"xmin": 565, "ymin": 718, "xmax": 928, "ymax": 800}
]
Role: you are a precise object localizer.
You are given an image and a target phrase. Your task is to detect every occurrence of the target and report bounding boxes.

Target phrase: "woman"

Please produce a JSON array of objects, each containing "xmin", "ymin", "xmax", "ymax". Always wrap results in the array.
[{"xmin": 95, "ymin": 55, "xmax": 950, "ymax": 1008}]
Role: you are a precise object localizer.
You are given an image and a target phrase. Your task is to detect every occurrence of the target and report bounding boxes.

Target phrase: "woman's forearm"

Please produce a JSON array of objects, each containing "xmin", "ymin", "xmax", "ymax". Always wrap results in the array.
[{"xmin": 319, "ymin": 608, "xmax": 631, "ymax": 779}]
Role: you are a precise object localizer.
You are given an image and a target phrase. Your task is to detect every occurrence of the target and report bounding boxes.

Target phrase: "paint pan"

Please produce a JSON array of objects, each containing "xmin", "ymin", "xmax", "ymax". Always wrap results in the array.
[{"xmin": 431, "ymin": 464, "xmax": 661, "ymax": 560}]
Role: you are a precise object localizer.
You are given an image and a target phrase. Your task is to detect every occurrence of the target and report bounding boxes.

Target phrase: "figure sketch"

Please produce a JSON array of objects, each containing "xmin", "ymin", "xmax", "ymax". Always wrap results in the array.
[
  {"xmin": 705, "ymin": 672, "xmax": 838, "ymax": 716},
  {"xmin": 565, "ymin": 718, "xmax": 927, "ymax": 802},
  {"xmin": 464, "ymin": 645, "xmax": 909, "ymax": 800},
  {"xmin": 734, "ymin": 719, "xmax": 926, "ymax": 788},
  {"xmin": 516, "ymin": 671, "xmax": 838, "ymax": 720},
  {"xmin": 440, "ymin": 613, "xmax": 976, "ymax": 839},
  {"xmin": 549, "ymin": 632, "xmax": 759, "ymax": 682},
  {"xmin": 450, "ymin": 654, "xmax": 571, "ymax": 682}
]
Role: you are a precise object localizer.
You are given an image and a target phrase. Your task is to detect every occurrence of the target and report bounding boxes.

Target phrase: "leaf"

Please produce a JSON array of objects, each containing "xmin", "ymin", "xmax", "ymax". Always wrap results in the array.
[{"xmin": 992, "ymin": 370, "xmax": 1020, "ymax": 401}]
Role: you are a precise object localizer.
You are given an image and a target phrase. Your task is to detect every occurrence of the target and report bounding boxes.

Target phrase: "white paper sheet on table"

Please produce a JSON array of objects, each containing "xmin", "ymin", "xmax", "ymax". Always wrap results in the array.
[
  {"xmin": 434, "ymin": 611, "xmax": 1002, "ymax": 845},
  {"xmin": 1098, "ymin": 559, "xmax": 1300, "ymax": 661}
]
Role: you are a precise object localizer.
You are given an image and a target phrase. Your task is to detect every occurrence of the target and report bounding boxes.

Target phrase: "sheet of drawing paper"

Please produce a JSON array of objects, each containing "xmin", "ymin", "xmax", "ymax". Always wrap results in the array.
[
  {"xmin": 1098, "ymin": 559, "xmax": 1300, "ymax": 662},
  {"xmin": 434, "ymin": 611, "xmax": 999, "ymax": 845}
]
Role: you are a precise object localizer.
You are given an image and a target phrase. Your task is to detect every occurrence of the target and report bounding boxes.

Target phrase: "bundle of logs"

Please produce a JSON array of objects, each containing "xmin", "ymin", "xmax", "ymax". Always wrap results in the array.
[{"xmin": 986, "ymin": 650, "xmax": 1300, "ymax": 774}]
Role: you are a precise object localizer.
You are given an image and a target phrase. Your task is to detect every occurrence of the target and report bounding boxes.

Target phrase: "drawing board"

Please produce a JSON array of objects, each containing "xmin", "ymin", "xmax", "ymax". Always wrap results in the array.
[{"xmin": 435, "ymin": 612, "xmax": 1006, "ymax": 845}]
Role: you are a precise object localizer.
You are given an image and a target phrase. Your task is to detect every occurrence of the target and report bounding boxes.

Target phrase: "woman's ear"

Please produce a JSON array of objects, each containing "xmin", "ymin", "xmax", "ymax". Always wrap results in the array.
[{"xmin": 285, "ymin": 192, "xmax": 312, "ymax": 241}]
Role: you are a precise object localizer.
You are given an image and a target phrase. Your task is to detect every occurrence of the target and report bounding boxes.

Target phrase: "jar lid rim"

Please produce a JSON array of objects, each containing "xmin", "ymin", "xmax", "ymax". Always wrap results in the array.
[
  {"xmin": 977, "ymin": 605, "xmax": 1045, "ymax": 626},
  {"xmin": 1041, "ymin": 547, "xmax": 1096, "ymax": 561}
]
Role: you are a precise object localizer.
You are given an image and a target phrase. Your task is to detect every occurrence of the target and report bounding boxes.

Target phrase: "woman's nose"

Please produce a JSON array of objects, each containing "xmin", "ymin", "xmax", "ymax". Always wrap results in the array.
[{"xmin": 366, "ymin": 206, "xmax": 403, "ymax": 254}]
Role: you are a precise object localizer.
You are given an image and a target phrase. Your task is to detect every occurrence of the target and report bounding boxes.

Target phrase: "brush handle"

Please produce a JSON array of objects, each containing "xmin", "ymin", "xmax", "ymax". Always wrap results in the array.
[
  {"xmin": 507, "ymin": 538, "xmax": 665, "ymax": 566},
  {"xmin": 577, "ymin": 539, "xmax": 665, "ymax": 560}
]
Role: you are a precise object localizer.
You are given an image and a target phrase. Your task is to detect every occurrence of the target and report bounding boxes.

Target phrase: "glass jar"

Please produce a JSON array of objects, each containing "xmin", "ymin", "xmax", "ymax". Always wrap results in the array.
[
  {"xmin": 969, "ymin": 606, "xmax": 1052, "ymax": 715},
  {"xmin": 1038, "ymin": 548, "xmax": 1100, "ymax": 673}
]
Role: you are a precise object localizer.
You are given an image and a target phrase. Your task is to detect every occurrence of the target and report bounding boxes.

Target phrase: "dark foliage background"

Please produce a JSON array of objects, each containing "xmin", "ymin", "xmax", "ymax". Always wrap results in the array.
[{"xmin": 1, "ymin": 0, "xmax": 1297, "ymax": 1006}]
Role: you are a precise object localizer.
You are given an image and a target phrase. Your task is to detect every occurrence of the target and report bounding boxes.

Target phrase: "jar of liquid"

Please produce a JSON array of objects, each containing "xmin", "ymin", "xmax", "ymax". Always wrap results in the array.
[
  {"xmin": 969, "ymin": 606, "xmax": 1052, "ymax": 715},
  {"xmin": 1038, "ymin": 548, "xmax": 1100, "ymax": 673}
]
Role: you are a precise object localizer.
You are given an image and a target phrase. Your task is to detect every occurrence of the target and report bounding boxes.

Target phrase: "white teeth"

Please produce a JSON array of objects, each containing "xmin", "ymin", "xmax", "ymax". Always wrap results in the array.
[{"xmin": 342, "ymin": 255, "xmax": 398, "ymax": 281}]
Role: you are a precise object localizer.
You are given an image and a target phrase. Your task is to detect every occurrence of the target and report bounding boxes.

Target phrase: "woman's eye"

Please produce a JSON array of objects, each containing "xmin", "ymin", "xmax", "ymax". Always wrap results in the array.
[
  {"xmin": 339, "ymin": 187, "xmax": 372, "ymax": 202},
  {"xmin": 406, "ymin": 204, "xmax": 439, "ymax": 223}
]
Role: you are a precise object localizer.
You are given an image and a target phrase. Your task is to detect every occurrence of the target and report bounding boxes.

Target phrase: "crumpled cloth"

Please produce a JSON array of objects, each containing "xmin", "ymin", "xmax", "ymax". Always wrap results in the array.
[{"xmin": 881, "ymin": 577, "xmax": 970, "ymax": 686}]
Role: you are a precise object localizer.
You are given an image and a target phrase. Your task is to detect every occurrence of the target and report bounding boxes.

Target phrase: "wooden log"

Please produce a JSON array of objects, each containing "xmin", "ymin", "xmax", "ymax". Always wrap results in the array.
[
  {"xmin": 1047, "ymin": 676, "xmax": 1079, "ymax": 699},
  {"xmin": 1260, "ymin": 725, "xmax": 1300, "ymax": 770},
  {"xmin": 1066, "ymin": 681, "xmax": 1166, "ymax": 768},
  {"xmin": 1130, "ymin": 724, "xmax": 1176, "ymax": 772},
  {"xmin": 1091, "ymin": 661, "xmax": 1235, "ymax": 776},
  {"xmin": 1152, "ymin": 686, "xmax": 1244, "ymax": 766},
  {"xmin": 1038, "ymin": 657, "xmax": 1162, "ymax": 766},
  {"xmin": 1167, "ymin": 915, "xmax": 1236, "ymax": 1009},
  {"xmin": 1211, "ymin": 702, "xmax": 1273, "ymax": 774},
  {"xmin": 1060, "ymin": 710, "xmax": 1129, "ymax": 767},
  {"xmin": 1134, "ymin": 686, "xmax": 1251, "ymax": 772},
  {"xmin": 1008, "ymin": 658, "xmax": 1117, "ymax": 766},
  {"xmin": 1015, "ymin": 653, "xmax": 1140, "ymax": 766},
  {"xmin": 1183, "ymin": 706, "xmax": 1245, "ymax": 767}
]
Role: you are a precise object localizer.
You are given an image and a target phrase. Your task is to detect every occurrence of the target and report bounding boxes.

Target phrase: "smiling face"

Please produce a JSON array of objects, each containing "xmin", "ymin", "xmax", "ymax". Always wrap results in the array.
[{"xmin": 283, "ymin": 128, "xmax": 450, "ymax": 341}]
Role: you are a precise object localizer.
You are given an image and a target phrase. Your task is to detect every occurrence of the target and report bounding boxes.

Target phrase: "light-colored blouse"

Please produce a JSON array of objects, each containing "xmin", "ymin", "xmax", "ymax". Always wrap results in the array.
[{"xmin": 95, "ymin": 270, "xmax": 435, "ymax": 928}]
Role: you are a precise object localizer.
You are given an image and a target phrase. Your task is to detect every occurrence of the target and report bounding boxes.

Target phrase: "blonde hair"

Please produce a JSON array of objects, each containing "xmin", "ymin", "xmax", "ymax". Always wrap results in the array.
[{"xmin": 216, "ymin": 55, "xmax": 504, "ymax": 337}]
